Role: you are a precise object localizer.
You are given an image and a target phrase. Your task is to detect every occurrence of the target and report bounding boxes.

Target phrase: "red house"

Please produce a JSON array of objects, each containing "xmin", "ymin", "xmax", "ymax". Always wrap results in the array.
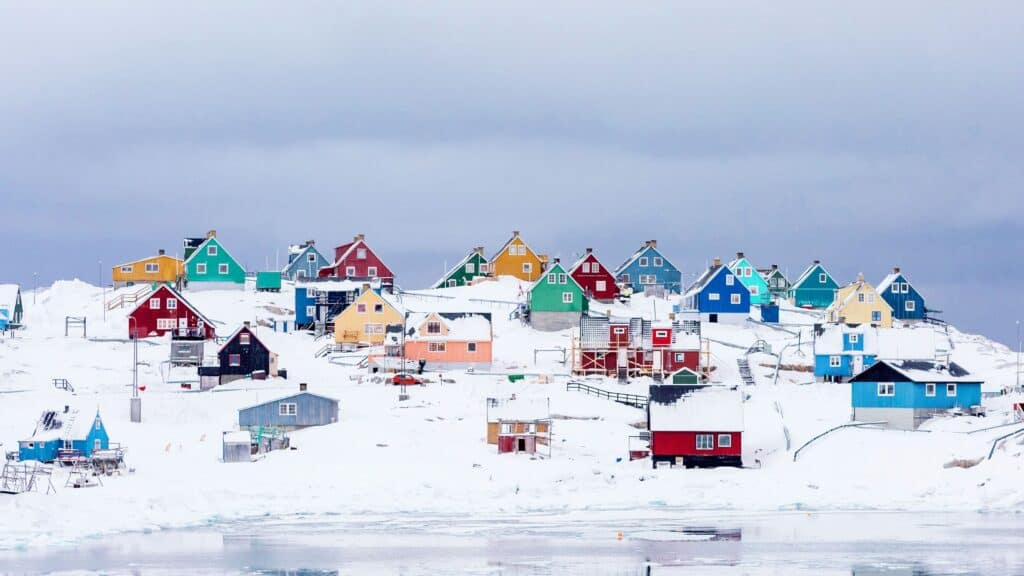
[
  {"xmin": 569, "ymin": 249, "xmax": 619, "ymax": 302},
  {"xmin": 128, "ymin": 285, "xmax": 216, "ymax": 339},
  {"xmin": 648, "ymin": 387, "xmax": 743, "ymax": 468},
  {"xmin": 317, "ymin": 234, "xmax": 394, "ymax": 287},
  {"xmin": 576, "ymin": 315, "xmax": 699, "ymax": 378}
]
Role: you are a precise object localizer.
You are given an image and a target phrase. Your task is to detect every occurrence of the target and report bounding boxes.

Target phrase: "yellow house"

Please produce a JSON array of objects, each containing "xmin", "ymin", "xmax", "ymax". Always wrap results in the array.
[
  {"xmin": 825, "ymin": 273, "xmax": 894, "ymax": 328},
  {"xmin": 489, "ymin": 230, "xmax": 547, "ymax": 282},
  {"xmin": 112, "ymin": 251, "xmax": 184, "ymax": 288},
  {"xmin": 333, "ymin": 287, "xmax": 404, "ymax": 345}
]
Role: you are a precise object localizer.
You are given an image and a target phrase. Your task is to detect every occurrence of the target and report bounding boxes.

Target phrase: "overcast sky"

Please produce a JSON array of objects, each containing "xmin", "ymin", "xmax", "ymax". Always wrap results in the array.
[{"xmin": 1, "ymin": 2, "xmax": 1021, "ymax": 346}]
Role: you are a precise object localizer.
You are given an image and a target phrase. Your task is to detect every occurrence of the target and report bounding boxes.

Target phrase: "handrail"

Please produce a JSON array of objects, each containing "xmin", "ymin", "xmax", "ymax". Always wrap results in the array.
[
  {"xmin": 566, "ymin": 381, "xmax": 648, "ymax": 409},
  {"xmin": 106, "ymin": 285, "xmax": 152, "ymax": 310},
  {"xmin": 987, "ymin": 427, "xmax": 1024, "ymax": 460},
  {"xmin": 793, "ymin": 421, "xmax": 887, "ymax": 461}
]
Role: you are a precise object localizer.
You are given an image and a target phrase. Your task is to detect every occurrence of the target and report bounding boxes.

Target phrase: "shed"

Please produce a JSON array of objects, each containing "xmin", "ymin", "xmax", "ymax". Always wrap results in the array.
[
  {"xmin": 222, "ymin": 430, "xmax": 252, "ymax": 463},
  {"xmin": 238, "ymin": 388, "xmax": 339, "ymax": 432},
  {"xmin": 256, "ymin": 272, "xmax": 282, "ymax": 292},
  {"xmin": 648, "ymin": 387, "xmax": 743, "ymax": 469},
  {"xmin": 486, "ymin": 397, "xmax": 551, "ymax": 456}
]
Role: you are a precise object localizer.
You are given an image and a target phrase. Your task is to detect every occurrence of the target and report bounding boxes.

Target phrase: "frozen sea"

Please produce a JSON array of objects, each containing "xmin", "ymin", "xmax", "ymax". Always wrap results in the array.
[{"xmin": 2, "ymin": 511, "xmax": 1023, "ymax": 575}]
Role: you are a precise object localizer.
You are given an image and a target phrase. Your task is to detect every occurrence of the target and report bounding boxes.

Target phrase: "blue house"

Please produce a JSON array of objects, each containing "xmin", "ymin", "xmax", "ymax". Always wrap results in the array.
[
  {"xmin": 614, "ymin": 240, "xmax": 682, "ymax": 295},
  {"xmin": 849, "ymin": 360, "xmax": 982, "ymax": 430},
  {"xmin": 238, "ymin": 388, "xmax": 339, "ymax": 431},
  {"xmin": 682, "ymin": 257, "xmax": 750, "ymax": 324},
  {"xmin": 283, "ymin": 241, "xmax": 330, "ymax": 282},
  {"xmin": 18, "ymin": 408, "xmax": 110, "ymax": 462},
  {"xmin": 814, "ymin": 325, "xmax": 879, "ymax": 382},
  {"xmin": 877, "ymin": 267, "xmax": 927, "ymax": 322},
  {"xmin": 789, "ymin": 260, "xmax": 839, "ymax": 308},
  {"xmin": 294, "ymin": 280, "xmax": 374, "ymax": 329}
]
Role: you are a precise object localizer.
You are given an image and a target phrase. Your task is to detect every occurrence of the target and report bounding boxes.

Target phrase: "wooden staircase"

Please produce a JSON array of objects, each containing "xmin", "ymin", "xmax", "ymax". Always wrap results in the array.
[{"xmin": 106, "ymin": 286, "xmax": 152, "ymax": 310}]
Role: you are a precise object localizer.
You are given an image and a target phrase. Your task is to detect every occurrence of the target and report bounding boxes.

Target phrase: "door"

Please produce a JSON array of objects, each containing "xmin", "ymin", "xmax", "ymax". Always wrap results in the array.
[
  {"xmin": 517, "ymin": 438, "xmax": 526, "ymax": 452},
  {"xmin": 852, "ymin": 355, "xmax": 863, "ymax": 375},
  {"xmin": 617, "ymin": 348, "xmax": 628, "ymax": 368},
  {"xmin": 652, "ymin": 351, "xmax": 663, "ymax": 375}
]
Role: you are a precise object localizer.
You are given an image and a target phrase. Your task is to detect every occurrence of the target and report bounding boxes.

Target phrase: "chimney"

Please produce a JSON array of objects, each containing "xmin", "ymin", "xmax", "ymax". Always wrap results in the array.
[
  {"xmin": 857, "ymin": 272, "xmax": 865, "ymax": 282},
  {"xmin": 305, "ymin": 240, "xmax": 316, "ymax": 247},
  {"xmin": 512, "ymin": 230, "xmax": 520, "ymax": 237},
  {"xmin": 361, "ymin": 283, "xmax": 371, "ymax": 294},
  {"xmin": 206, "ymin": 229, "xmax": 216, "ymax": 239},
  {"xmin": 585, "ymin": 248, "xmax": 593, "ymax": 254},
  {"xmin": 712, "ymin": 257, "xmax": 722, "ymax": 267},
  {"xmin": 647, "ymin": 239, "xmax": 658, "ymax": 248},
  {"xmin": 354, "ymin": 234, "xmax": 365, "ymax": 242},
  {"xmin": 893, "ymin": 266, "xmax": 901, "ymax": 274},
  {"xmin": 606, "ymin": 309, "xmax": 612, "ymax": 317},
  {"xmin": 158, "ymin": 249, "xmax": 165, "ymax": 256},
  {"xmin": 299, "ymin": 382, "xmax": 308, "ymax": 392},
  {"xmin": 64, "ymin": 405, "xmax": 69, "ymax": 414},
  {"xmin": 771, "ymin": 264, "xmax": 778, "ymax": 271},
  {"xmin": 813, "ymin": 259, "xmax": 821, "ymax": 265},
  {"xmin": 474, "ymin": 246, "xmax": 484, "ymax": 255},
  {"xmin": 243, "ymin": 321, "xmax": 251, "ymax": 328},
  {"xmin": 736, "ymin": 252, "xmax": 745, "ymax": 259}
]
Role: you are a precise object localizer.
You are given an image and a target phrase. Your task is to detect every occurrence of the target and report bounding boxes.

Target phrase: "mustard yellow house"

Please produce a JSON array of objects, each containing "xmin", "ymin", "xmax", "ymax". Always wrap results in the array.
[
  {"xmin": 112, "ymin": 250, "xmax": 184, "ymax": 288},
  {"xmin": 333, "ymin": 286, "xmax": 404, "ymax": 346},
  {"xmin": 825, "ymin": 273, "xmax": 894, "ymax": 328},
  {"xmin": 490, "ymin": 231, "xmax": 547, "ymax": 282}
]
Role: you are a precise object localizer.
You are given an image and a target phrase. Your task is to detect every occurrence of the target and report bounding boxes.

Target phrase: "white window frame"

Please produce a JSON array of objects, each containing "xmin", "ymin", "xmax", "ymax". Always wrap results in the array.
[
  {"xmin": 730, "ymin": 293, "xmax": 741, "ymax": 305},
  {"xmin": 695, "ymin": 434, "xmax": 714, "ymax": 451},
  {"xmin": 447, "ymin": 279, "xmax": 457, "ymax": 288},
  {"xmin": 849, "ymin": 333, "xmax": 859, "ymax": 343},
  {"xmin": 296, "ymin": 269, "xmax": 306, "ymax": 279},
  {"xmin": 522, "ymin": 263, "xmax": 532, "ymax": 274},
  {"xmin": 428, "ymin": 342, "xmax": 446, "ymax": 353},
  {"xmin": 306, "ymin": 305, "xmax": 316, "ymax": 317},
  {"xmin": 878, "ymin": 382, "xmax": 895, "ymax": 397},
  {"xmin": 925, "ymin": 383, "xmax": 936, "ymax": 397},
  {"xmin": 207, "ymin": 245, "xmax": 218, "ymax": 256},
  {"xmin": 373, "ymin": 303, "xmax": 384, "ymax": 314},
  {"xmin": 345, "ymin": 266, "xmax": 356, "ymax": 277},
  {"xmin": 725, "ymin": 274, "xmax": 734, "ymax": 286},
  {"xmin": 547, "ymin": 273, "xmax": 556, "ymax": 284},
  {"xmin": 892, "ymin": 285, "xmax": 900, "ymax": 294},
  {"xmin": 228, "ymin": 353, "xmax": 241, "ymax": 367},
  {"xmin": 356, "ymin": 303, "xmax": 367, "ymax": 313},
  {"xmin": 639, "ymin": 257, "xmax": 649, "ymax": 267},
  {"xmin": 653, "ymin": 257, "xmax": 663, "ymax": 267},
  {"xmin": 946, "ymin": 383, "xmax": 957, "ymax": 397},
  {"xmin": 218, "ymin": 263, "xmax": 229, "ymax": 274},
  {"xmin": 717, "ymin": 434, "xmax": 732, "ymax": 448},
  {"xmin": 595, "ymin": 280, "xmax": 606, "ymax": 292},
  {"xmin": 150, "ymin": 298, "xmax": 161, "ymax": 310},
  {"xmin": 508, "ymin": 246, "xmax": 517, "ymax": 257},
  {"xmin": 819, "ymin": 273, "xmax": 827, "ymax": 283},
  {"xmin": 905, "ymin": 301, "xmax": 916, "ymax": 312},
  {"xmin": 367, "ymin": 266, "xmax": 378, "ymax": 277},
  {"xmin": 239, "ymin": 333, "xmax": 251, "ymax": 346},
  {"xmin": 674, "ymin": 352, "xmax": 685, "ymax": 362},
  {"xmin": 829, "ymin": 355, "xmax": 841, "ymax": 368},
  {"xmin": 145, "ymin": 263, "xmax": 159, "ymax": 273},
  {"xmin": 902, "ymin": 283, "xmax": 910, "ymax": 294},
  {"xmin": 558, "ymin": 274, "xmax": 567, "ymax": 284},
  {"xmin": 307, "ymin": 253, "xmax": 317, "ymax": 263},
  {"xmin": 279, "ymin": 403, "xmax": 297, "ymax": 416},
  {"xmin": 872, "ymin": 311, "xmax": 882, "ymax": 322},
  {"xmin": 517, "ymin": 245, "xmax": 526, "ymax": 256},
  {"xmin": 858, "ymin": 293, "xmax": 866, "ymax": 303},
  {"xmin": 465, "ymin": 263, "xmax": 475, "ymax": 274},
  {"xmin": 166, "ymin": 299, "xmax": 177, "ymax": 310},
  {"xmin": 750, "ymin": 285, "xmax": 759, "ymax": 296},
  {"xmin": 708, "ymin": 293, "xmax": 720, "ymax": 301},
  {"xmin": 357, "ymin": 248, "xmax": 367, "ymax": 260},
  {"xmin": 196, "ymin": 263, "xmax": 207, "ymax": 275},
  {"xmin": 364, "ymin": 323, "xmax": 384, "ymax": 335},
  {"xmin": 562, "ymin": 292, "xmax": 574, "ymax": 304},
  {"xmin": 120, "ymin": 265, "xmax": 133, "ymax": 273},
  {"xmin": 426, "ymin": 321, "xmax": 442, "ymax": 334},
  {"xmin": 479, "ymin": 263, "xmax": 489, "ymax": 273}
]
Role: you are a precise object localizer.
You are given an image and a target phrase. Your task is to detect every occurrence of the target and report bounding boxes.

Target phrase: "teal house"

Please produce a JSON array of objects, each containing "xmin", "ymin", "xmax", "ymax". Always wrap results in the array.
[
  {"xmin": 727, "ymin": 252, "xmax": 770, "ymax": 306},
  {"xmin": 184, "ymin": 231, "xmax": 246, "ymax": 290},
  {"xmin": 759, "ymin": 265, "xmax": 790, "ymax": 300},
  {"xmin": 789, "ymin": 260, "xmax": 839, "ymax": 308}
]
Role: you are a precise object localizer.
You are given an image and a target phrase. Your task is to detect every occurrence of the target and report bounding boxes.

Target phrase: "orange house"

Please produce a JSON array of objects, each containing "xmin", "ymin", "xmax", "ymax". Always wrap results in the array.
[
  {"xmin": 112, "ymin": 250, "xmax": 184, "ymax": 288},
  {"xmin": 490, "ymin": 231, "xmax": 547, "ymax": 282},
  {"xmin": 402, "ymin": 312, "xmax": 493, "ymax": 371}
]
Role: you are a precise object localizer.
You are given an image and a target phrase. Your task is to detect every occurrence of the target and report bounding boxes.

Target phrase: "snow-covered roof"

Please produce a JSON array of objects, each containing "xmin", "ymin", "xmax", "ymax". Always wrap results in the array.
[
  {"xmin": 791, "ymin": 261, "xmax": 834, "ymax": 289},
  {"xmin": 852, "ymin": 360, "xmax": 979, "ymax": 383},
  {"xmin": 488, "ymin": 398, "xmax": 550, "ymax": 422},
  {"xmin": 876, "ymin": 270, "xmax": 916, "ymax": 296},
  {"xmin": 683, "ymin": 264, "xmax": 725, "ymax": 299},
  {"xmin": 614, "ymin": 242, "xmax": 677, "ymax": 275},
  {"xmin": 304, "ymin": 279, "xmax": 378, "ymax": 293},
  {"xmin": 217, "ymin": 325, "xmax": 271, "ymax": 355},
  {"xmin": 0, "ymin": 284, "xmax": 19, "ymax": 310},
  {"xmin": 815, "ymin": 325, "xmax": 942, "ymax": 359},
  {"xmin": 529, "ymin": 261, "xmax": 585, "ymax": 293},
  {"xmin": 224, "ymin": 430, "xmax": 252, "ymax": 444},
  {"xmin": 129, "ymin": 284, "xmax": 214, "ymax": 327},
  {"xmin": 406, "ymin": 312, "xmax": 492, "ymax": 341},
  {"xmin": 183, "ymin": 235, "xmax": 243, "ymax": 269},
  {"xmin": 675, "ymin": 332, "xmax": 701, "ymax": 350},
  {"xmin": 433, "ymin": 249, "xmax": 484, "ymax": 288},
  {"xmin": 649, "ymin": 388, "xmax": 744, "ymax": 432},
  {"xmin": 25, "ymin": 409, "xmax": 101, "ymax": 442},
  {"xmin": 489, "ymin": 232, "xmax": 538, "ymax": 263},
  {"xmin": 239, "ymin": 391, "xmax": 339, "ymax": 412}
]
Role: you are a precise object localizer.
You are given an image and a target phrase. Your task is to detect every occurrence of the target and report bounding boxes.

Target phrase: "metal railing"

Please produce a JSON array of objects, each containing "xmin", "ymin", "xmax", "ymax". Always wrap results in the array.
[
  {"xmin": 565, "ymin": 381, "xmax": 649, "ymax": 409},
  {"xmin": 793, "ymin": 421, "xmax": 887, "ymax": 461},
  {"xmin": 987, "ymin": 427, "xmax": 1024, "ymax": 460}
]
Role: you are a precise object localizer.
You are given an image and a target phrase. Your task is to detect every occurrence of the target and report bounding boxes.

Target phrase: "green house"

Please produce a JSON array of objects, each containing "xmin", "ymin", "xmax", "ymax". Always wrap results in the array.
[
  {"xmin": 760, "ymin": 265, "xmax": 790, "ymax": 299},
  {"xmin": 434, "ymin": 247, "xmax": 489, "ymax": 288},
  {"xmin": 789, "ymin": 260, "xmax": 839, "ymax": 308},
  {"xmin": 184, "ymin": 235, "xmax": 246, "ymax": 290},
  {"xmin": 528, "ymin": 261, "xmax": 588, "ymax": 332},
  {"xmin": 727, "ymin": 252, "xmax": 770, "ymax": 306},
  {"xmin": 256, "ymin": 272, "xmax": 282, "ymax": 292}
]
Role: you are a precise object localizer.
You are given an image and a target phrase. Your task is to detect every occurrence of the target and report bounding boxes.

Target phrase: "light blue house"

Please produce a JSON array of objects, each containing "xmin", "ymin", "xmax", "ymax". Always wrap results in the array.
[
  {"xmin": 877, "ymin": 267, "xmax": 927, "ymax": 322},
  {"xmin": 727, "ymin": 252, "xmax": 770, "ymax": 306},
  {"xmin": 682, "ymin": 258, "xmax": 750, "ymax": 324},
  {"xmin": 283, "ymin": 241, "xmax": 330, "ymax": 282},
  {"xmin": 789, "ymin": 260, "xmax": 839, "ymax": 308},
  {"xmin": 849, "ymin": 360, "xmax": 982, "ymax": 430},
  {"xmin": 815, "ymin": 325, "xmax": 942, "ymax": 382},
  {"xmin": 18, "ymin": 409, "xmax": 110, "ymax": 462},
  {"xmin": 614, "ymin": 240, "xmax": 682, "ymax": 295},
  {"xmin": 239, "ymin": 389, "xmax": 339, "ymax": 431}
]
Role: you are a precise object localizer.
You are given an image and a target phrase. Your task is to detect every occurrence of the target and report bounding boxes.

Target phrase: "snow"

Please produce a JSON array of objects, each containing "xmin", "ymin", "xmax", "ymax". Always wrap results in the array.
[
  {"xmin": 488, "ymin": 397, "xmax": 550, "ymax": 421},
  {"xmin": 222, "ymin": 430, "xmax": 250, "ymax": 444},
  {"xmin": 405, "ymin": 312, "xmax": 492, "ymax": 341},
  {"xmin": 0, "ymin": 277, "xmax": 1021, "ymax": 552},
  {"xmin": 649, "ymin": 388, "xmax": 744, "ymax": 432},
  {"xmin": 0, "ymin": 283, "xmax": 20, "ymax": 310},
  {"xmin": 815, "ymin": 324, "xmax": 945, "ymax": 360}
]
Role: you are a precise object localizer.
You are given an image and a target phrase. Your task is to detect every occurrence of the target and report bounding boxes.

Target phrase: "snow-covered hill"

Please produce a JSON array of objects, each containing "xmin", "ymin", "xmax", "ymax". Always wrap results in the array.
[{"xmin": 0, "ymin": 278, "xmax": 1021, "ymax": 550}]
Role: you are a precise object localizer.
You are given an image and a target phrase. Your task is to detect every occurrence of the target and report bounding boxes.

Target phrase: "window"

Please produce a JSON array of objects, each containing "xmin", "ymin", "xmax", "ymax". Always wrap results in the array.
[
  {"xmin": 157, "ymin": 318, "xmax": 175, "ymax": 330},
  {"xmin": 357, "ymin": 248, "xmax": 367, "ymax": 260},
  {"xmin": 522, "ymin": 263, "xmax": 532, "ymax": 274},
  {"xmin": 717, "ymin": 434, "xmax": 732, "ymax": 448},
  {"xmin": 357, "ymin": 303, "xmax": 367, "ymax": 313},
  {"xmin": 279, "ymin": 403, "xmax": 297, "ymax": 416},
  {"xmin": 150, "ymin": 298, "xmax": 161, "ymax": 309},
  {"xmin": 558, "ymin": 274, "xmax": 567, "ymax": 284},
  {"xmin": 428, "ymin": 342, "xmax": 446, "ymax": 352},
  {"xmin": 145, "ymin": 263, "xmax": 159, "ymax": 273},
  {"xmin": 239, "ymin": 333, "xmax": 250, "ymax": 346},
  {"xmin": 867, "ymin": 293, "xmax": 875, "ymax": 303},
  {"xmin": 892, "ymin": 284, "xmax": 900, "ymax": 294},
  {"xmin": 120, "ymin": 266, "xmax": 133, "ymax": 273},
  {"xmin": 925, "ymin": 383, "xmax": 936, "ymax": 396},
  {"xmin": 94, "ymin": 438, "xmax": 102, "ymax": 451},
  {"xmin": 467, "ymin": 342, "xmax": 477, "ymax": 353},
  {"xmin": 830, "ymin": 356, "xmax": 841, "ymax": 368},
  {"xmin": 307, "ymin": 253, "xmax": 317, "ymax": 262},
  {"xmin": 901, "ymin": 283, "xmax": 910, "ymax": 294},
  {"xmin": 639, "ymin": 257, "xmax": 649, "ymax": 267},
  {"xmin": 95, "ymin": 419, "xmax": 101, "ymax": 431},
  {"xmin": 819, "ymin": 273, "xmax": 827, "ymax": 283},
  {"xmin": 218, "ymin": 263, "xmax": 229, "ymax": 274},
  {"xmin": 297, "ymin": 270, "xmax": 306, "ymax": 279},
  {"xmin": 229, "ymin": 354, "xmax": 241, "ymax": 367},
  {"xmin": 517, "ymin": 245, "xmax": 526, "ymax": 256},
  {"xmin": 946, "ymin": 383, "xmax": 957, "ymax": 397},
  {"xmin": 750, "ymin": 285, "xmax": 759, "ymax": 296},
  {"xmin": 447, "ymin": 279, "xmax": 457, "ymax": 288},
  {"xmin": 508, "ymin": 246, "xmax": 517, "ymax": 256},
  {"xmin": 858, "ymin": 293, "xmax": 865, "ymax": 303},
  {"xmin": 849, "ymin": 333, "xmax": 859, "ymax": 343},
  {"xmin": 427, "ymin": 321, "xmax": 442, "ymax": 334},
  {"xmin": 725, "ymin": 275, "xmax": 734, "ymax": 286},
  {"xmin": 905, "ymin": 301, "xmax": 916, "ymax": 312},
  {"xmin": 465, "ymin": 263, "xmax": 475, "ymax": 274},
  {"xmin": 613, "ymin": 327, "xmax": 626, "ymax": 335},
  {"xmin": 696, "ymin": 434, "xmax": 714, "ymax": 450},
  {"xmin": 595, "ymin": 280, "xmax": 606, "ymax": 292},
  {"xmin": 730, "ymin": 294, "xmax": 741, "ymax": 305},
  {"xmin": 708, "ymin": 293, "xmax": 720, "ymax": 301},
  {"xmin": 306, "ymin": 305, "xmax": 316, "ymax": 317},
  {"xmin": 674, "ymin": 353, "xmax": 685, "ymax": 362},
  {"xmin": 196, "ymin": 263, "xmax": 207, "ymax": 274},
  {"xmin": 871, "ymin": 311, "xmax": 882, "ymax": 322},
  {"xmin": 641, "ymin": 275, "xmax": 657, "ymax": 285},
  {"xmin": 208, "ymin": 245, "xmax": 218, "ymax": 256},
  {"xmin": 479, "ymin": 263, "xmax": 489, "ymax": 273},
  {"xmin": 548, "ymin": 273, "xmax": 556, "ymax": 284},
  {"xmin": 346, "ymin": 266, "xmax": 356, "ymax": 277},
  {"xmin": 373, "ymin": 303, "xmax": 384, "ymax": 313},
  {"xmin": 562, "ymin": 292, "xmax": 574, "ymax": 304},
  {"xmin": 367, "ymin": 266, "xmax": 378, "ymax": 277},
  {"xmin": 655, "ymin": 330, "xmax": 668, "ymax": 339},
  {"xmin": 653, "ymin": 257, "xmax": 663, "ymax": 267},
  {"xmin": 878, "ymin": 382, "xmax": 895, "ymax": 396},
  {"xmin": 501, "ymin": 423, "xmax": 513, "ymax": 434},
  {"xmin": 166, "ymin": 299, "xmax": 177, "ymax": 309},
  {"xmin": 364, "ymin": 323, "xmax": 384, "ymax": 334}
]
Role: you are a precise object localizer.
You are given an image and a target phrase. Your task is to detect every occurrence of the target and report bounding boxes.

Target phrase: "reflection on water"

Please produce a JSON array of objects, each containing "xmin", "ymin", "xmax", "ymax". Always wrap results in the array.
[{"xmin": 2, "ymin": 512, "xmax": 1022, "ymax": 575}]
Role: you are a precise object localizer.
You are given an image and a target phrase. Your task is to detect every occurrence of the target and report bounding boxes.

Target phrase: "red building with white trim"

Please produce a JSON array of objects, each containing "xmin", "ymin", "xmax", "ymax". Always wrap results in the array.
[
  {"xmin": 648, "ymin": 387, "xmax": 743, "ymax": 468},
  {"xmin": 576, "ymin": 315, "xmax": 699, "ymax": 378},
  {"xmin": 128, "ymin": 285, "xmax": 216, "ymax": 339},
  {"xmin": 317, "ymin": 234, "xmax": 394, "ymax": 288},
  {"xmin": 569, "ymin": 249, "xmax": 619, "ymax": 302}
]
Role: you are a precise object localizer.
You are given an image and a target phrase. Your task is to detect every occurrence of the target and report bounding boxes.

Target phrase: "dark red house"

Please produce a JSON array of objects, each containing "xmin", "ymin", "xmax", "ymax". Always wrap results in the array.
[
  {"xmin": 569, "ymin": 249, "xmax": 619, "ymax": 302},
  {"xmin": 317, "ymin": 234, "xmax": 394, "ymax": 287},
  {"xmin": 576, "ymin": 315, "xmax": 699, "ymax": 378},
  {"xmin": 128, "ymin": 285, "xmax": 216, "ymax": 339},
  {"xmin": 648, "ymin": 387, "xmax": 743, "ymax": 468}
]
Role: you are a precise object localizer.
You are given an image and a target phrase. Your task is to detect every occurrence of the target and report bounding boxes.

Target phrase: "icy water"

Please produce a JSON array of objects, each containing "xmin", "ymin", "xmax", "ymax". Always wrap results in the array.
[{"xmin": 3, "ymin": 511, "xmax": 1023, "ymax": 575}]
